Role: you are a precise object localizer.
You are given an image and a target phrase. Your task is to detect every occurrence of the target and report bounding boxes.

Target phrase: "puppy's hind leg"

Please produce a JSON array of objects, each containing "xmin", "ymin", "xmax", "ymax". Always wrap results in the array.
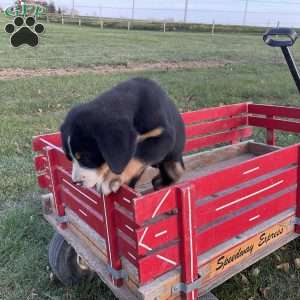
[
  {"xmin": 152, "ymin": 158, "xmax": 184, "ymax": 190},
  {"xmin": 128, "ymin": 168, "xmax": 146, "ymax": 189}
]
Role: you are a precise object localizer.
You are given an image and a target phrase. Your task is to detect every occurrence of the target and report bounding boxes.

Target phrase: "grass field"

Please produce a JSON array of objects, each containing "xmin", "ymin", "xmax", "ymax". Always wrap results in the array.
[
  {"xmin": 1, "ymin": 15, "xmax": 300, "ymax": 69},
  {"xmin": 1, "ymin": 18, "xmax": 300, "ymax": 300}
]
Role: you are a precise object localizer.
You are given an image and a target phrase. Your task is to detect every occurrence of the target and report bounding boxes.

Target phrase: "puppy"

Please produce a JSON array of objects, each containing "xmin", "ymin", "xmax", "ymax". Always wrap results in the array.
[{"xmin": 60, "ymin": 77, "xmax": 185, "ymax": 195}]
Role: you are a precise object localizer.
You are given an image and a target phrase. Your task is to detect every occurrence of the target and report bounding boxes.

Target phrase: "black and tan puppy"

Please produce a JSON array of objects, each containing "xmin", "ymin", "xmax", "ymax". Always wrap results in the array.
[{"xmin": 60, "ymin": 77, "xmax": 185, "ymax": 195}]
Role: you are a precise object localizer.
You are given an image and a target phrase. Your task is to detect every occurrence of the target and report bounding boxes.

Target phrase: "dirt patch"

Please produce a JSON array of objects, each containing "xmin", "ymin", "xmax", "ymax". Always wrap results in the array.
[{"xmin": 0, "ymin": 60, "xmax": 230, "ymax": 80}]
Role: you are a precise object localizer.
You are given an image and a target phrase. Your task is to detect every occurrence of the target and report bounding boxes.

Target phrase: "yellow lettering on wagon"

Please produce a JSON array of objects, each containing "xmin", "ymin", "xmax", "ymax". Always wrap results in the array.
[{"xmin": 203, "ymin": 217, "xmax": 294, "ymax": 280}]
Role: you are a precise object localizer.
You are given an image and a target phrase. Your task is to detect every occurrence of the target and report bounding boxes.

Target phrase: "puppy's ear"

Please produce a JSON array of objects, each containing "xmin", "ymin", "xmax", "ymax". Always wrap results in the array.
[{"xmin": 95, "ymin": 119, "xmax": 137, "ymax": 174}]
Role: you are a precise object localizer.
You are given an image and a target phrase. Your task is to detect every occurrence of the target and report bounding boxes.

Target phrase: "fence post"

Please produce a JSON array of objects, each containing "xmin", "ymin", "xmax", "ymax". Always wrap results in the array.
[
  {"xmin": 211, "ymin": 20, "xmax": 215, "ymax": 36},
  {"xmin": 176, "ymin": 184, "xmax": 199, "ymax": 300},
  {"xmin": 79, "ymin": 18, "xmax": 81, "ymax": 26},
  {"xmin": 163, "ymin": 23, "xmax": 166, "ymax": 32},
  {"xmin": 101, "ymin": 19, "xmax": 104, "ymax": 30},
  {"xmin": 128, "ymin": 20, "xmax": 131, "ymax": 31},
  {"xmin": 61, "ymin": 14, "xmax": 64, "ymax": 25}
]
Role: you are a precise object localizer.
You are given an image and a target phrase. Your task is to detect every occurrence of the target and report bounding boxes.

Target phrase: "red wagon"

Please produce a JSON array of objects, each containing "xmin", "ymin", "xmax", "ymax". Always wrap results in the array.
[{"xmin": 33, "ymin": 101, "xmax": 300, "ymax": 300}]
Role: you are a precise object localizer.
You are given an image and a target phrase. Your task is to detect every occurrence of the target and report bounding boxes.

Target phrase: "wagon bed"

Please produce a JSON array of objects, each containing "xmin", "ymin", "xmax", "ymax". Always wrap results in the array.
[{"xmin": 33, "ymin": 102, "xmax": 300, "ymax": 300}]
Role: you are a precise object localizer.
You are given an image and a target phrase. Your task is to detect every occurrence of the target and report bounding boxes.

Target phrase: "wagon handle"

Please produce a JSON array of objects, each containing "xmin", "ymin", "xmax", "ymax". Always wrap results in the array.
[
  {"xmin": 263, "ymin": 27, "xmax": 300, "ymax": 94},
  {"xmin": 263, "ymin": 27, "xmax": 298, "ymax": 47}
]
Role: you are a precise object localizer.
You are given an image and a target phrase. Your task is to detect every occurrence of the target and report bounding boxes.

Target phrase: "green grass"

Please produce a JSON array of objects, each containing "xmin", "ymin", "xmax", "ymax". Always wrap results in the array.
[
  {"xmin": 1, "ymin": 20, "xmax": 300, "ymax": 300},
  {"xmin": 1, "ymin": 15, "xmax": 300, "ymax": 69}
]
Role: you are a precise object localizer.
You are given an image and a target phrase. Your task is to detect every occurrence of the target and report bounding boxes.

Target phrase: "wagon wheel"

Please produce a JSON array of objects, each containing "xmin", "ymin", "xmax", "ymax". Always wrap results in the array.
[{"xmin": 48, "ymin": 232, "xmax": 95, "ymax": 285}]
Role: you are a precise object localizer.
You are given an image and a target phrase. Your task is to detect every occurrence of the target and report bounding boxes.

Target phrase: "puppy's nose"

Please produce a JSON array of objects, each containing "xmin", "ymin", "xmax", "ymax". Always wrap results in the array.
[{"xmin": 72, "ymin": 180, "xmax": 84, "ymax": 187}]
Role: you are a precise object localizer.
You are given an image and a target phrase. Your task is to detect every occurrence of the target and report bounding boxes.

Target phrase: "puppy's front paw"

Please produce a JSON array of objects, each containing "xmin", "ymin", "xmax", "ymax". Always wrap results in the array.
[
  {"xmin": 110, "ymin": 179, "xmax": 121, "ymax": 193},
  {"xmin": 101, "ymin": 178, "xmax": 122, "ymax": 196}
]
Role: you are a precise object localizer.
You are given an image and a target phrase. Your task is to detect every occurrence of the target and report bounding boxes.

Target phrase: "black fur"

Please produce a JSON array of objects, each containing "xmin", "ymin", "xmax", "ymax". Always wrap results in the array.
[{"xmin": 60, "ymin": 77, "xmax": 185, "ymax": 188}]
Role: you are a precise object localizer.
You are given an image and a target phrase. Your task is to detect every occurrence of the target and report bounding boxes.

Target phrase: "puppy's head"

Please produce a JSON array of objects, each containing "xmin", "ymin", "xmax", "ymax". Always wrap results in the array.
[{"xmin": 60, "ymin": 107, "xmax": 137, "ymax": 190}]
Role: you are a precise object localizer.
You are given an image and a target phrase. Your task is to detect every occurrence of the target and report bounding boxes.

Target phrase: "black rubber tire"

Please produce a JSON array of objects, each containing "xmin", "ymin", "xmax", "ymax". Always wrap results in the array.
[{"xmin": 48, "ymin": 232, "xmax": 94, "ymax": 285}]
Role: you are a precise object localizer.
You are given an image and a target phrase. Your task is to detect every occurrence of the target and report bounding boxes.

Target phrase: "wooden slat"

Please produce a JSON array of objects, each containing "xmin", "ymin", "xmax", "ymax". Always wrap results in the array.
[
  {"xmin": 138, "ymin": 243, "xmax": 180, "ymax": 284},
  {"xmin": 248, "ymin": 103, "xmax": 300, "ymax": 119},
  {"xmin": 114, "ymin": 186, "xmax": 140, "ymax": 212},
  {"xmin": 32, "ymin": 132, "xmax": 61, "ymax": 151},
  {"xmin": 34, "ymin": 155, "xmax": 47, "ymax": 172},
  {"xmin": 61, "ymin": 188, "xmax": 106, "ymax": 237},
  {"xmin": 296, "ymin": 145, "xmax": 300, "ymax": 234},
  {"xmin": 115, "ymin": 209, "xmax": 138, "ymax": 241},
  {"xmin": 185, "ymin": 116, "xmax": 247, "ymax": 139},
  {"xmin": 133, "ymin": 187, "xmax": 177, "ymax": 226},
  {"xmin": 60, "ymin": 175, "xmax": 105, "ymax": 214},
  {"xmin": 117, "ymin": 234, "xmax": 139, "ymax": 267},
  {"xmin": 37, "ymin": 173, "xmax": 50, "ymax": 189},
  {"xmin": 182, "ymin": 103, "xmax": 248, "ymax": 125},
  {"xmin": 102, "ymin": 195, "xmax": 124, "ymax": 286},
  {"xmin": 46, "ymin": 148, "xmax": 65, "ymax": 217},
  {"xmin": 184, "ymin": 127, "xmax": 252, "ymax": 153},
  {"xmin": 50, "ymin": 147, "xmax": 72, "ymax": 173},
  {"xmin": 177, "ymin": 185, "xmax": 199, "ymax": 300},
  {"xmin": 196, "ymin": 189, "xmax": 296, "ymax": 254},
  {"xmin": 194, "ymin": 144, "xmax": 298, "ymax": 198},
  {"xmin": 135, "ymin": 214, "xmax": 179, "ymax": 256},
  {"xmin": 249, "ymin": 116, "xmax": 300, "ymax": 133},
  {"xmin": 65, "ymin": 207, "xmax": 107, "ymax": 256},
  {"xmin": 196, "ymin": 166, "xmax": 297, "ymax": 228}
]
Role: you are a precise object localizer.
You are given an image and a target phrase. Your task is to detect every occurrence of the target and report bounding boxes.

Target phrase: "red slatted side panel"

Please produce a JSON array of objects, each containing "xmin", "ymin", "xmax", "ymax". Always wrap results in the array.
[
  {"xmin": 117, "ymin": 234, "xmax": 139, "ymax": 266},
  {"xmin": 296, "ymin": 145, "xmax": 300, "ymax": 234},
  {"xmin": 181, "ymin": 103, "xmax": 251, "ymax": 154},
  {"xmin": 184, "ymin": 127, "xmax": 252, "ymax": 153},
  {"xmin": 61, "ymin": 188, "xmax": 106, "ymax": 237},
  {"xmin": 132, "ymin": 187, "xmax": 177, "ymax": 226},
  {"xmin": 197, "ymin": 189, "xmax": 297, "ymax": 254},
  {"xmin": 248, "ymin": 116, "xmax": 300, "ymax": 133},
  {"xmin": 248, "ymin": 104, "xmax": 300, "ymax": 146},
  {"xmin": 185, "ymin": 116, "xmax": 247, "ymax": 138},
  {"xmin": 59, "ymin": 171, "xmax": 105, "ymax": 215},
  {"xmin": 46, "ymin": 143, "xmax": 72, "ymax": 173},
  {"xmin": 182, "ymin": 103, "xmax": 248, "ymax": 125},
  {"xmin": 194, "ymin": 145, "xmax": 298, "ymax": 198},
  {"xmin": 248, "ymin": 104, "xmax": 300, "ymax": 119},
  {"xmin": 32, "ymin": 132, "xmax": 62, "ymax": 152},
  {"xmin": 196, "ymin": 166, "xmax": 297, "ymax": 228},
  {"xmin": 135, "ymin": 215, "xmax": 179, "ymax": 256},
  {"xmin": 138, "ymin": 243, "xmax": 180, "ymax": 283}
]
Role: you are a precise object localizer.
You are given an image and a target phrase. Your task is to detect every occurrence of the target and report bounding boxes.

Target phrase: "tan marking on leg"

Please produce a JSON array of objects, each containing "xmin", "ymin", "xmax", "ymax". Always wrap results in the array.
[
  {"xmin": 100, "ymin": 159, "xmax": 146, "ymax": 195},
  {"xmin": 96, "ymin": 163, "xmax": 110, "ymax": 178},
  {"xmin": 164, "ymin": 161, "xmax": 184, "ymax": 182},
  {"xmin": 120, "ymin": 159, "xmax": 146, "ymax": 184},
  {"xmin": 137, "ymin": 127, "xmax": 164, "ymax": 143}
]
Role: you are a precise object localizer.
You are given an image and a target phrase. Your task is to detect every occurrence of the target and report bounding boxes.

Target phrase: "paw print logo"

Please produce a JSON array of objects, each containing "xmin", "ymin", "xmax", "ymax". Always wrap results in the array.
[{"xmin": 4, "ymin": 16, "xmax": 45, "ymax": 47}]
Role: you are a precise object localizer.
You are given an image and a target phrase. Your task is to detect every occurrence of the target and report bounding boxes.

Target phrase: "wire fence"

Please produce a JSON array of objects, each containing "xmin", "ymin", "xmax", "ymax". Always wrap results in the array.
[
  {"xmin": 1, "ymin": 0, "xmax": 300, "ymax": 28},
  {"xmin": 0, "ymin": 0, "xmax": 299, "ymax": 73}
]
